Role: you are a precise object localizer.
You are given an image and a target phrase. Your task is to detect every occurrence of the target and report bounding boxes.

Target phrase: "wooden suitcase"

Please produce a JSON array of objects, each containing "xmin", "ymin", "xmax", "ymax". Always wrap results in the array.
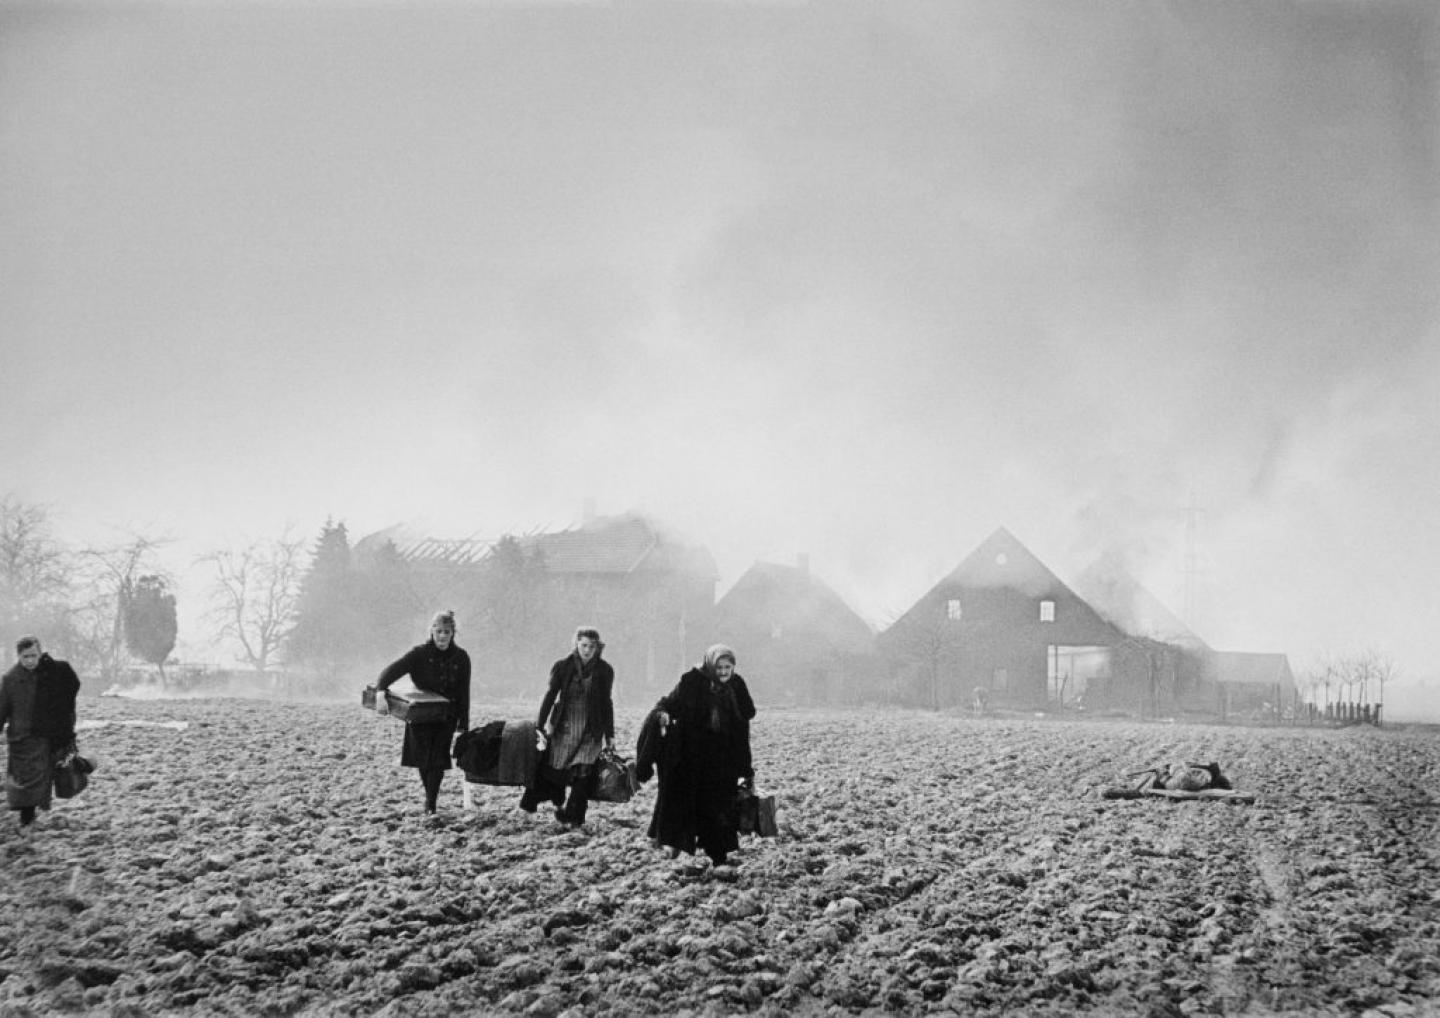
[{"xmin": 383, "ymin": 688, "xmax": 454, "ymax": 724}]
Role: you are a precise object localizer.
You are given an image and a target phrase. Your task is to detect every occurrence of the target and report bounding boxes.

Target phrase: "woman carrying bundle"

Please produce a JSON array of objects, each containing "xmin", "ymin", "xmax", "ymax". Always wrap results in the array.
[{"xmin": 648, "ymin": 644, "xmax": 755, "ymax": 868}]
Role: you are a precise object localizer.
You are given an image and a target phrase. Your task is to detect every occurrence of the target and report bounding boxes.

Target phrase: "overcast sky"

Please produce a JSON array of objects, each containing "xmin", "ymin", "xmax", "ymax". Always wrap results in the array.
[{"xmin": 2, "ymin": 1, "xmax": 1437, "ymax": 707}]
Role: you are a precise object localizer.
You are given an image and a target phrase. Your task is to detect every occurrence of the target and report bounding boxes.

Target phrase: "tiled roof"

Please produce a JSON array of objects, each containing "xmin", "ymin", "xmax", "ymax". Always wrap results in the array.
[
  {"xmin": 523, "ymin": 515, "xmax": 660, "ymax": 574},
  {"xmin": 359, "ymin": 513, "xmax": 716, "ymax": 579},
  {"xmin": 717, "ymin": 560, "xmax": 874, "ymax": 649},
  {"xmin": 945, "ymin": 526, "xmax": 1068, "ymax": 597}
]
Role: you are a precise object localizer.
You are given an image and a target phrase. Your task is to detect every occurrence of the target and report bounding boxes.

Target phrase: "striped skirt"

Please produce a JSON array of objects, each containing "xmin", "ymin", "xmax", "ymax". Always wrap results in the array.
[
  {"xmin": 5, "ymin": 737, "xmax": 55, "ymax": 811},
  {"xmin": 547, "ymin": 688, "xmax": 602, "ymax": 772}
]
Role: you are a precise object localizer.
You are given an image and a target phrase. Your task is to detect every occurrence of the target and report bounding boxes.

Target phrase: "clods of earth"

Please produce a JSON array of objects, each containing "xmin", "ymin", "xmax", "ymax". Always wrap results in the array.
[{"xmin": 2, "ymin": 696, "xmax": 1438, "ymax": 1016}]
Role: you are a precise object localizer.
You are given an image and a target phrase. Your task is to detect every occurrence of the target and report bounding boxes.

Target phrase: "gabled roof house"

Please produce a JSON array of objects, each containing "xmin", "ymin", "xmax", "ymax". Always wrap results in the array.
[
  {"xmin": 880, "ymin": 527, "xmax": 1125, "ymax": 709},
  {"xmin": 713, "ymin": 555, "xmax": 875, "ymax": 704}
]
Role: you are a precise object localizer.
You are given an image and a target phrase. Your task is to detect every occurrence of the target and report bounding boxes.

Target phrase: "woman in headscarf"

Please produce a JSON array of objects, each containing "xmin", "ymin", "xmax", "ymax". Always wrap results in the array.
[
  {"xmin": 647, "ymin": 644, "xmax": 756, "ymax": 868},
  {"xmin": 0, "ymin": 635, "xmax": 81, "ymax": 838},
  {"xmin": 523, "ymin": 627, "xmax": 615, "ymax": 827},
  {"xmin": 375, "ymin": 610, "xmax": 471, "ymax": 816}
]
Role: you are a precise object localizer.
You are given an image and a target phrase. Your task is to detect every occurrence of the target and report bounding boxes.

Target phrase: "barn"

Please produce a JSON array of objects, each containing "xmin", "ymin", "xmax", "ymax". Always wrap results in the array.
[
  {"xmin": 879, "ymin": 527, "xmax": 1125, "ymax": 710},
  {"xmin": 712, "ymin": 555, "xmax": 875, "ymax": 706}
]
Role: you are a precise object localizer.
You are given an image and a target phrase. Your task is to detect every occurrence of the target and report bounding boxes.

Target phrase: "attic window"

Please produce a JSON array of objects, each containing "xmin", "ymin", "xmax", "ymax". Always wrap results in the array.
[
  {"xmin": 1040, "ymin": 600, "xmax": 1055, "ymax": 622},
  {"xmin": 995, "ymin": 553, "xmax": 1008, "ymax": 566},
  {"xmin": 946, "ymin": 599, "xmax": 962, "ymax": 621}
]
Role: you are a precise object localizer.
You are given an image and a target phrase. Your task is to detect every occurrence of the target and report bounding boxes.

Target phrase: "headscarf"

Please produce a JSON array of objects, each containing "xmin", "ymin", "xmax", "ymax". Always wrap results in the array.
[{"xmin": 700, "ymin": 644, "xmax": 737, "ymax": 680}]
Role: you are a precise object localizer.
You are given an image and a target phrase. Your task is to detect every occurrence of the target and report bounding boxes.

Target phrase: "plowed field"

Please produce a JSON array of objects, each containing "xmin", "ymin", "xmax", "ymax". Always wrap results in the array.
[{"xmin": 3, "ymin": 697, "xmax": 1438, "ymax": 1017}]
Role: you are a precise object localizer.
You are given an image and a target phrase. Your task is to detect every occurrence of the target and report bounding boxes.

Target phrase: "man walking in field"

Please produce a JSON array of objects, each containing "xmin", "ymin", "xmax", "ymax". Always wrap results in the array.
[{"xmin": 0, "ymin": 636, "xmax": 81, "ymax": 838}]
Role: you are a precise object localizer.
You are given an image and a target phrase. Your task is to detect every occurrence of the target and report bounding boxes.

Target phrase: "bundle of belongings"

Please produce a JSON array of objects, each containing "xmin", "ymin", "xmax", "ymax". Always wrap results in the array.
[
  {"xmin": 454, "ymin": 719, "xmax": 541, "ymax": 789},
  {"xmin": 1102, "ymin": 760, "xmax": 1255, "ymax": 803},
  {"xmin": 634, "ymin": 708, "xmax": 778, "ymax": 836}
]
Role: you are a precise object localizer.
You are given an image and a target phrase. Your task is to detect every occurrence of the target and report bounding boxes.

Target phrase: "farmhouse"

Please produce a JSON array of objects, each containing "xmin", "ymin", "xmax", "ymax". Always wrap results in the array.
[
  {"xmin": 879, "ymin": 528, "xmax": 1125, "ymax": 709},
  {"xmin": 712, "ymin": 555, "xmax": 875, "ymax": 706},
  {"xmin": 354, "ymin": 511, "xmax": 717, "ymax": 697}
]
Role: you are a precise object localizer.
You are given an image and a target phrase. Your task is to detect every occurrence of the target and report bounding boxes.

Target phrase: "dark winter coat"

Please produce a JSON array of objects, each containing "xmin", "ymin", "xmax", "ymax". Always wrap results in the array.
[
  {"xmin": 376, "ymin": 640, "xmax": 471, "ymax": 770},
  {"xmin": 647, "ymin": 669, "xmax": 756, "ymax": 861},
  {"xmin": 1, "ymin": 654, "xmax": 81, "ymax": 811},
  {"xmin": 536, "ymin": 655, "xmax": 615, "ymax": 744},
  {"xmin": 0, "ymin": 654, "xmax": 80, "ymax": 746},
  {"xmin": 635, "ymin": 708, "xmax": 667, "ymax": 784}
]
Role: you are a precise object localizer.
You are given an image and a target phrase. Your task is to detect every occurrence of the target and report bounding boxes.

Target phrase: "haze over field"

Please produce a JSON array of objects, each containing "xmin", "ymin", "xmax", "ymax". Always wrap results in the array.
[{"xmin": 2, "ymin": 3, "xmax": 1437, "ymax": 715}]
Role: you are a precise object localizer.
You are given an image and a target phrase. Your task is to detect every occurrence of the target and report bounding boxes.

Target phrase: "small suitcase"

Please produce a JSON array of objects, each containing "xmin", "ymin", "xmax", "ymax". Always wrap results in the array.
[
  {"xmin": 362, "ymin": 685, "xmax": 379, "ymax": 709},
  {"xmin": 738, "ymin": 787, "xmax": 779, "ymax": 837},
  {"xmin": 383, "ymin": 688, "xmax": 454, "ymax": 724}
]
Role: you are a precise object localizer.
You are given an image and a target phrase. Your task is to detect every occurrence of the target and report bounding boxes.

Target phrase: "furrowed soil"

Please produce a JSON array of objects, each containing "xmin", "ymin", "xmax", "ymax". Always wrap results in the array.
[{"xmin": 2, "ymin": 697, "xmax": 1438, "ymax": 1017}]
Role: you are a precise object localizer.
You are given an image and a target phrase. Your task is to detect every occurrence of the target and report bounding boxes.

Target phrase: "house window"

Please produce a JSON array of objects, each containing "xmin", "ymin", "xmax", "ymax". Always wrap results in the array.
[
  {"xmin": 1040, "ymin": 600, "xmax": 1055, "ymax": 622},
  {"xmin": 946, "ymin": 598, "xmax": 962, "ymax": 621}
]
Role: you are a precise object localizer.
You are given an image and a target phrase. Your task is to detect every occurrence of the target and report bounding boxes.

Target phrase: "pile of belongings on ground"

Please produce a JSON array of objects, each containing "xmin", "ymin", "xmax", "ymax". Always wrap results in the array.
[{"xmin": 1101, "ymin": 761, "xmax": 1255, "ymax": 803}]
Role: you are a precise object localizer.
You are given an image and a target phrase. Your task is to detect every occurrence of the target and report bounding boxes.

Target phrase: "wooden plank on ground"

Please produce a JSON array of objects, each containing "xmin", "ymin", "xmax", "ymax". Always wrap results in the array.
[{"xmin": 1141, "ymin": 787, "xmax": 1256, "ymax": 803}]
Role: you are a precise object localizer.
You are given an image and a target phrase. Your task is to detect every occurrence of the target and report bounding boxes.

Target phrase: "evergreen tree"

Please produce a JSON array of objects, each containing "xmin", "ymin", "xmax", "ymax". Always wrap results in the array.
[
  {"xmin": 353, "ymin": 538, "xmax": 422, "ymax": 660},
  {"xmin": 288, "ymin": 519, "xmax": 359, "ymax": 676},
  {"xmin": 122, "ymin": 574, "xmax": 178, "ymax": 682},
  {"xmin": 472, "ymin": 535, "xmax": 549, "ymax": 689}
]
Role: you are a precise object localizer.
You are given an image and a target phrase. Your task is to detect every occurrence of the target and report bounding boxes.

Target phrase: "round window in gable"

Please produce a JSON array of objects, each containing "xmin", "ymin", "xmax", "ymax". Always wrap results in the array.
[{"xmin": 995, "ymin": 553, "xmax": 1008, "ymax": 565}]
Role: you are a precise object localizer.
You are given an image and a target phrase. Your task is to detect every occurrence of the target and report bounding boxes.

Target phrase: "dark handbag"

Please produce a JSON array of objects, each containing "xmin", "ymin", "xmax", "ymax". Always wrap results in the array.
[
  {"xmin": 362, "ymin": 685, "xmax": 378, "ymax": 709},
  {"xmin": 590, "ymin": 749, "xmax": 638, "ymax": 804},
  {"xmin": 53, "ymin": 751, "xmax": 93, "ymax": 799},
  {"xmin": 755, "ymin": 793, "xmax": 778, "ymax": 837}
]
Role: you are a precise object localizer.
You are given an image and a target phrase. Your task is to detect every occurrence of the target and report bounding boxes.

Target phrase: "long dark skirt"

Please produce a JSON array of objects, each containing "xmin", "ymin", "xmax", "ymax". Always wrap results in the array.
[
  {"xmin": 649, "ymin": 728, "xmax": 740, "ymax": 863},
  {"xmin": 6, "ymin": 737, "xmax": 54, "ymax": 811},
  {"xmin": 400, "ymin": 722, "xmax": 453, "ymax": 770}
]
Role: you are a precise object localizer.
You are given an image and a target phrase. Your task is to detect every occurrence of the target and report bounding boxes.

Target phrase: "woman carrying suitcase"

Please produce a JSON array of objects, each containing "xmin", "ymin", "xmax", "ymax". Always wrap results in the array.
[
  {"xmin": 375, "ymin": 610, "xmax": 471, "ymax": 815},
  {"xmin": 648, "ymin": 644, "xmax": 755, "ymax": 868}
]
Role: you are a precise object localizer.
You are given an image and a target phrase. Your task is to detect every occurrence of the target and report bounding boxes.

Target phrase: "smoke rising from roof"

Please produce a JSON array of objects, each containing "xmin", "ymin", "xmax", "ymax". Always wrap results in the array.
[{"xmin": 1, "ymin": 3, "xmax": 1436, "ymax": 711}]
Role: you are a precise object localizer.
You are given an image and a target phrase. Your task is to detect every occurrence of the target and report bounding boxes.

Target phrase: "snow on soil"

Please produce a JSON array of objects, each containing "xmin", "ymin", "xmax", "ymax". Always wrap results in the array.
[{"xmin": 2, "ymin": 697, "xmax": 1438, "ymax": 1017}]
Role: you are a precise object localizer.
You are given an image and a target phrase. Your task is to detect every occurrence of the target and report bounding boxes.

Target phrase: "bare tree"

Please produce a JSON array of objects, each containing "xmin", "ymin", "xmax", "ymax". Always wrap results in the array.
[
  {"xmin": 1367, "ymin": 650, "xmax": 1399, "ymax": 714},
  {"xmin": 0, "ymin": 496, "xmax": 73, "ymax": 664},
  {"xmin": 881, "ymin": 608, "xmax": 964, "ymax": 710},
  {"xmin": 202, "ymin": 532, "xmax": 305, "ymax": 674},
  {"xmin": 1303, "ymin": 651, "xmax": 1340, "ymax": 713}
]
